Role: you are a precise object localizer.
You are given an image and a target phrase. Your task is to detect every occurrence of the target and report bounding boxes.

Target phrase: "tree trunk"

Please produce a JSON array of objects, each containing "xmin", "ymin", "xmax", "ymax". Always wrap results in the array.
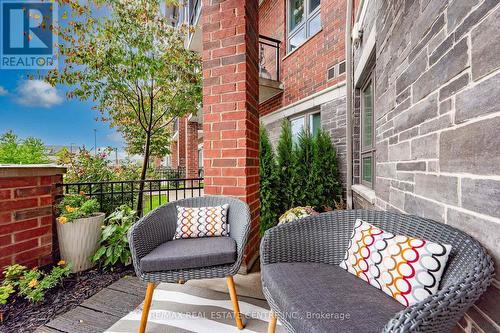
[{"xmin": 137, "ymin": 130, "xmax": 152, "ymax": 216}]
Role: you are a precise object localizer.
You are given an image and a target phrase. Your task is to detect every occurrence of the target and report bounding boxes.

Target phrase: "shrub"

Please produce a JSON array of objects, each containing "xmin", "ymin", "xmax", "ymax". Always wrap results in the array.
[
  {"xmin": 309, "ymin": 129, "xmax": 342, "ymax": 207},
  {"xmin": 91, "ymin": 205, "xmax": 138, "ymax": 269},
  {"xmin": 259, "ymin": 126, "xmax": 280, "ymax": 234},
  {"xmin": 0, "ymin": 262, "xmax": 71, "ymax": 304},
  {"xmin": 293, "ymin": 130, "xmax": 315, "ymax": 206},
  {"xmin": 259, "ymin": 123, "xmax": 342, "ymax": 231},
  {"xmin": 276, "ymin": 120, "xmax": 297, "ymax": 212},
  {"xmin": 57, "ymin": 194, "xmax": 100, "ymax": 224},
  {"xmin": 58, "ymin": 148, "xmax": 115, "ymax": 183}
]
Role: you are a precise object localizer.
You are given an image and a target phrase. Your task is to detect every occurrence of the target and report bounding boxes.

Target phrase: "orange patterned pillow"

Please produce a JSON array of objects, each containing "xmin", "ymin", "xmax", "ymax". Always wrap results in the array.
[
  {"xmin": 340, "ymin": 219, "xmax": 452, "ymax": 306},
  {"xmin": 173, "ymin": 204, "xmax": 229, "ymax": 239}
]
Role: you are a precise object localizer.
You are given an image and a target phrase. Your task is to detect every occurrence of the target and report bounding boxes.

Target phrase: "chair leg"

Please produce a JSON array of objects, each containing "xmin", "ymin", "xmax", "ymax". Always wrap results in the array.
[
  {"xmin": 268, "ymin": 311, "xmax": 277, "ymax": 333},
  {"xmin": 139, "ymin": 282, "xmax": 155, "ymax": 333},
  {"xmin": 226, "ymin": 276, "xmax": 245, "ymax": 330}
]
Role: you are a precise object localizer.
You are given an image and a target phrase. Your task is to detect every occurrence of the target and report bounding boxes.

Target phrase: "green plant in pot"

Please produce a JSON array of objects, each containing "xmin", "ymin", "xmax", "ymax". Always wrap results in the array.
[
  {"xmin": 91, "ymin": 205, "xmax": 137, "ymax": 270},
  {"xmin": 56, "ymin": 194, "xmax": 104, "ymax": 273}
]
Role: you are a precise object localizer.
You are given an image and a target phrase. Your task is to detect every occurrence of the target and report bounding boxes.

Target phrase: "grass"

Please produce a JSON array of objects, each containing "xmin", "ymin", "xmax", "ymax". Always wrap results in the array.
[{"xmin": 143, "ymin": 194, "xmax": 169, "ymax": 214}]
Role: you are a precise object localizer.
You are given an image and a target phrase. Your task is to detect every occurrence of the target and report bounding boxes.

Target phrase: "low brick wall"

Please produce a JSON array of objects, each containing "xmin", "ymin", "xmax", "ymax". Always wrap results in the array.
[{"xmin": 0, "ymin": 165, "xmax": 66, "ymax": 273}]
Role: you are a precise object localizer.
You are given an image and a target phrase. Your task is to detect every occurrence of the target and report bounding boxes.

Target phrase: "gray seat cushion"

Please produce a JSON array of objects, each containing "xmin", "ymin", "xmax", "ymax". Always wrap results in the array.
[
  {"xmin": 140, "ymin": 237, "xmax": 236, "ymax": 272},
  {"xmin": 262, "ymin": 262, "xmax": 405, "ymax": 333}
]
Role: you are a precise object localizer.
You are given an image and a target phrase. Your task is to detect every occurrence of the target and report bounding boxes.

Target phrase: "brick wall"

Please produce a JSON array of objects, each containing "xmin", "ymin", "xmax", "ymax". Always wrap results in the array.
[
  {"xmin": 178, "ymin": 116, "xmax": 187, "ymax": 168},
  {"xmin": 258, "ymin": 0, "xmax": 346, "ymax": 115},
  {"xmin": 202, "ymin": 0, "xmax": 260, "ymax": 269},
  {"xmin": 353, "ymin": 0, "xmax": 500, "ymax": 331},
  {"xmin": 171, "ymin": 141, "xmax": 179, "ymax": 168},
  {"xmin": 185, "ymin": 120, "xmax": 199, "ymax": 178},
  {"xmin": 0, "ymin": 166, "xmax": 65, "ymax": 274}
]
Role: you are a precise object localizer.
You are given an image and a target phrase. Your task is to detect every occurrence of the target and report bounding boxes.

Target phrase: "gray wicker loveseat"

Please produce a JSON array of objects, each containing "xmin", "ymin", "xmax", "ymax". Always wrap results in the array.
[{"xmin": 261, "ymin": 210, "xmax": 494, "ymax": 333}]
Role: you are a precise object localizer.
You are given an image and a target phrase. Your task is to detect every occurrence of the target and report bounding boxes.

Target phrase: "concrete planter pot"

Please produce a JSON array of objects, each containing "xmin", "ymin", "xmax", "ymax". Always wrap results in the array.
[{"xmin": 56, "ymin": 213, "xmax": 105, "ymax": 273}]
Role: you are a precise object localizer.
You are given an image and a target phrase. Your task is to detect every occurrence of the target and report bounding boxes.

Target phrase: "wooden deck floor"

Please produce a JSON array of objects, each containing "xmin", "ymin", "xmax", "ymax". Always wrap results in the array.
[{"xmin": 35, "ymin": 276, "xmax": 147, "ymax": 333}]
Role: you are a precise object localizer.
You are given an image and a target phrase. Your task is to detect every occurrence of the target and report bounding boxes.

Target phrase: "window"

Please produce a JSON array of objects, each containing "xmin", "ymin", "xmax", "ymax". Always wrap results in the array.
[
  {"xmin": 287, "ymin": 0, "xmax": 321, "ymax": 52},
  {"xmin": 360, "ymin": 74, "xmax": 375, "ymax": 188},
  {"xmin": 290, "ymin": 111, "xmax": 321, "ymax": 143},
  {"xmin": 198, "ymin": 145, "xmax": 203, "ymax": 168}
]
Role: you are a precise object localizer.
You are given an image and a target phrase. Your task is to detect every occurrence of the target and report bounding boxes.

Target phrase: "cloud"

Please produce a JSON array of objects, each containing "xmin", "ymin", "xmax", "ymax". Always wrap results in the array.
[
  {"xmin": 14, "ymin": 80, "xmax": 63, "ymax": 108},
  {"xmin": 0, "ymin": 86, "xmax": 7, "ymax": 96},
  {"xmin": 106, "ymin": 131, "xmax": 124, "ymax": 143}
]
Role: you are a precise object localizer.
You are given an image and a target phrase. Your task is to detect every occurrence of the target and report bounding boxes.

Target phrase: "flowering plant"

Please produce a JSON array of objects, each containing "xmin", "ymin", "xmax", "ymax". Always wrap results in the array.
[
  {"xmin": 0, "ymin": 261, "xmax": 71, "ymax": 304},
  {"xmin": 57, "ymin": 194, "xmax": 100, "ymax": 224},
  {"xmin": 278, "ymin": 206, "xmax": 333, "ymax": 225}
]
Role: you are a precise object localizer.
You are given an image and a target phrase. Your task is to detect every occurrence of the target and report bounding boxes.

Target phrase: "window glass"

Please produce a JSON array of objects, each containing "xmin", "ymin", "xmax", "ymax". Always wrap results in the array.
[
  {"xmin": 289, "ymin": 28, "xmax": 306, "ymax": 51},
  {"xmin": 362, "ymin": 156, "xmax": 372, "ymax": 184},
  {"xmin": 310, "ymin": 0, "xmax": 320, "ymax": 12},
  {"xmin": 362, "ymin": 81, "xmax": 373, "ymax": 149},
  {"xmin": 310, "ymin": 113, "xmax": 321, "ymax": 136},
  {"xmin": 308, "ymin": 12, "xmax": 321, "ymax": 36},
  {"xmin": 290, "ymin": 116, "xmax": 305, "ymax": 144},
  {"xmin": 290, "ymin": 0, "xmax": 305, "ymax": 31}
]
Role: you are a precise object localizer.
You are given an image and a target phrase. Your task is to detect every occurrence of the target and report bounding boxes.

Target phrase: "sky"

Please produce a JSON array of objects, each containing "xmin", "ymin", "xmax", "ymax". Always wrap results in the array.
[
  {"xmin": 0, "ymin": 1, "xmax": 127, "ymax": 156},
  {"xmin": 0, "ymin": 71, "xmax": 124, "ymax": 152}
]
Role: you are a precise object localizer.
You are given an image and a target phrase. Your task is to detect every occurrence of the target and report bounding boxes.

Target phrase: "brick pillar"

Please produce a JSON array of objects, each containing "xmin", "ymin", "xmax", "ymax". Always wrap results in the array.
[
  {"xmin": 0, "ymin": 166, "xmax": 66, "ymax": 274},
  {"xmin": 171, "ymin": 141, "xmax": 179, "ymax": 168},
  {"xmin": 178, "ymin": 116, "xmax": 187, "ymax": 170},
  {"xmin": 186, "ymin": 120, "xmax": 200, "ymax": 178},
  {"xmin": 202, "ymin": 0, "xmax": 260, "ymax": 269}
]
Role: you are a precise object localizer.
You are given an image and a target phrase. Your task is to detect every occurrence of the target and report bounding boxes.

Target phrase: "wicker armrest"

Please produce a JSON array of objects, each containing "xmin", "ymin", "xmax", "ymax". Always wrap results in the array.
[
  {"xmin": 128, "ymin": 203, "xmax": 177, "ymax": 274},
  {"xmin": 260, "ymin": 212, "xmax": 351, "ymax": 265}
]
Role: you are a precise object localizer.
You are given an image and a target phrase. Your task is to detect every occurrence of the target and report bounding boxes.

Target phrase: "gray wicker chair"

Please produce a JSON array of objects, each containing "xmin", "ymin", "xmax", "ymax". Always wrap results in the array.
[
  {"xmin": 261, "ymin": 210, "xmax": 494, "ymax": 333},
  {"xmin": 128, "ymin": 196, "xmax": 251, "ymax": 333}
]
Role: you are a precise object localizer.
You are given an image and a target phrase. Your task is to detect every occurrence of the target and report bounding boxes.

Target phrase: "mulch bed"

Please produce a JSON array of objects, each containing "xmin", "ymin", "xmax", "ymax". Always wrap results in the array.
[{"xmin": 0, "ymin": 265, "xmax": 134, "ymax": 333}]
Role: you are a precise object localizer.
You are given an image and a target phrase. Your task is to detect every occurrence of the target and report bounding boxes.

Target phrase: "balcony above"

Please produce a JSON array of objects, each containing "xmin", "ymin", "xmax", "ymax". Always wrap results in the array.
[{"xmin": 259, "ymin": 35, "xmax": 283, "ymax": 104}]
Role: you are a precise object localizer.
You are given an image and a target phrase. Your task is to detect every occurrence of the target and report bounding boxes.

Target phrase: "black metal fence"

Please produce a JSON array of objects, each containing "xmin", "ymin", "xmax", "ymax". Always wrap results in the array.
[
  {"xmin": 152, "ymin": 167, "xmax": 204, "ymax": 180},
  {"xmin": 63, "ymin": 177, "xmax": 204, "ymax": 216}
]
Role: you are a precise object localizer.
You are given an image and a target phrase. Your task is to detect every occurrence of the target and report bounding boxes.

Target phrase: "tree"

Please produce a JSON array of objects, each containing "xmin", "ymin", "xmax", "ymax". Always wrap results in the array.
[
  {"xmin": 309, "ymin": 129, "xmax": 342, "ymax": 207},
  {"xmin": 47, "ymin": 0, "xmax": 202, "ymax": 214},
  {"xmin": 0, "ymin": 130, "xmax": 49, "ymax": 164},
  {"xmin": 293, "ymin": 129, "xmax": 315, "ymax": 206},
  {"xmin": 259, "ymin": 126, "xmax": 280, "ymax": 234},
  {"xmin": 276, "ymin": 120, "xmax": 296, "ymax": 212}
]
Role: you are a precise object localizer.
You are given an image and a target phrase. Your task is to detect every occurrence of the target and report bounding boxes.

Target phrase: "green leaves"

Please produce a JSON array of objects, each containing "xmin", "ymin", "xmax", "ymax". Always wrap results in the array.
[
  {"xmin": 57, "ymin": 194, "xmax": 100, "ymax": 223},
  {"xmin": 0, "ymin": 130, "xmax": 50, "ymax": 164},
  {"xmin": 1, "ymin": 263, "xmax": 71, "ymax": 304},
  {"xmin": 91, "ymin": 205, "xmax": 137, "ymax": 270},
  {"xmin": 259, "ymin": 126, "xmax": 280, "ymax": 235},
  {"xmin": 48, "ymin": 0, "xmax": 202, "ymax": 161},
  {"xmin": 259, "ymin": 123, "xmax": 343, "ymax": 233}
]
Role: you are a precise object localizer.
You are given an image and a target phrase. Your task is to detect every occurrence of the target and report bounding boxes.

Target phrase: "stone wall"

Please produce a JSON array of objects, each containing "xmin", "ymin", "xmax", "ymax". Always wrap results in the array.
[
  {"xmin": 353, "ymin": 0, "xmax": 500, "ymax": 331},
  {"xmin": 0, "ymin": 166, "xmax": 65, "ymax": 275}
]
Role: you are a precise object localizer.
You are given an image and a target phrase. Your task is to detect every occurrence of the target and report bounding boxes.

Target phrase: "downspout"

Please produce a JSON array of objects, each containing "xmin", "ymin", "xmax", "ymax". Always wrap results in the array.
[{"xmin": 345, "ymin": 0, "xmax": 354, "ymax": 209}]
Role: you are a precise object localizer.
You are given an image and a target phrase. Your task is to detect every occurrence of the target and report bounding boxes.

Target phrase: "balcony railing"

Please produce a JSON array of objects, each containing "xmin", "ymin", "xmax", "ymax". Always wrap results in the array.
[{"xmin": 259, "ymin": 35, "xmax": 281, "ymax": 82}]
